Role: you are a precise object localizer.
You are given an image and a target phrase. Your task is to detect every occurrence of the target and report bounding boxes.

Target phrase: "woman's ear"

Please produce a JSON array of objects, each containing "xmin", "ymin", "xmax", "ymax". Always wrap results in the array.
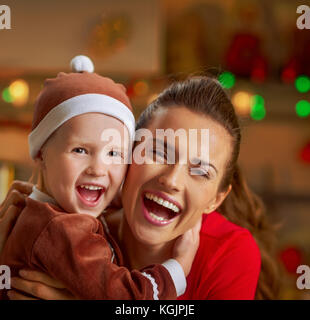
[{"xmin": 204, "ymin": 184, "xmax": 232, "ymax": 214}]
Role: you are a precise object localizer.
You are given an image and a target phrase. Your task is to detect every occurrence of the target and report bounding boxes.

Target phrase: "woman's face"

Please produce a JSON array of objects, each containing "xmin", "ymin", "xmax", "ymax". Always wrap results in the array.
[{"xmin": 122, "ymin": 106, "xmax": 232, "ymax": 246}]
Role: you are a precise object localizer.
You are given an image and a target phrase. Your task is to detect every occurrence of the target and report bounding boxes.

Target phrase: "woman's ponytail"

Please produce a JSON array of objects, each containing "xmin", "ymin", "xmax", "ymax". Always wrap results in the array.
[{"xmin": 219, "ymin": 166, "xmax": 281, "ymax": 299}]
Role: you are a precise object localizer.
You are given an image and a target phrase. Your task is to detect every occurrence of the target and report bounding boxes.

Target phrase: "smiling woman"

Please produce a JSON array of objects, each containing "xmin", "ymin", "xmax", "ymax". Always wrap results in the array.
[
  {"xmin": 119, "ymin": 76, "xmax": 279, "ymax": 299},
  {"xmin": 122, "ymin": 106, "xmax": 232, "ymax": 246}
]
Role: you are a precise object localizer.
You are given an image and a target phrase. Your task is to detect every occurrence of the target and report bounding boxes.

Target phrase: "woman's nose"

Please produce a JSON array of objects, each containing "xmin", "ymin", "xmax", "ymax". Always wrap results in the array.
[{"xmin": 158, "ymin": 165, "xmax": 184, "ymax": 192}]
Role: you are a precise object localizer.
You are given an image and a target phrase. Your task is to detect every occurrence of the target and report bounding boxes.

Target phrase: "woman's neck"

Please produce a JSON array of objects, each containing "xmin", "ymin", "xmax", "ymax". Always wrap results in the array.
[{"xmin": 106, "ymin": 210, "xmax": 174, "ymax": 270}]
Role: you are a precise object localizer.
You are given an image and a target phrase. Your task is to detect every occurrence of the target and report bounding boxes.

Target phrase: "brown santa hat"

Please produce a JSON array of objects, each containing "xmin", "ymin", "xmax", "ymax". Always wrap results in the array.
[{"xmin": 28, "ymin": 55, "xmax": 135, "ymax": 159}]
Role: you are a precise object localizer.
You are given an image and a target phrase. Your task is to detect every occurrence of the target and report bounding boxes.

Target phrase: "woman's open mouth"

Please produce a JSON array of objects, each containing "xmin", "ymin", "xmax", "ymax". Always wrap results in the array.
[
  {"xmin": 76, "ymin": 184, "xmax": 106, "ymax": 207},
  {"xmin": 141, "ymin": 190, "xmax": 182, "ymax": 226}
]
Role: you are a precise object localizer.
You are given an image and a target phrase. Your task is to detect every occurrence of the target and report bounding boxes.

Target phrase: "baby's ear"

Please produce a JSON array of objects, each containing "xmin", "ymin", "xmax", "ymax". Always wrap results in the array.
[{"xmin": 34, "ymin": 150, "xmax": 44, "ymax": 168}]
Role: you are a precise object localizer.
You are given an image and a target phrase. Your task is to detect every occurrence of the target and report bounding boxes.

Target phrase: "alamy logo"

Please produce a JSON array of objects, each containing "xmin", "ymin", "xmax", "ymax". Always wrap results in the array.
[
  {"xmin": 296, "ymin": 265, "xmax": 310, "ymax": 290},
  {"xmin": 0, "ymin": 5, "xmax": 11, "ymax": 29},
  {"xmin": 0, "ymin": 265, "xmax": 11, "ymax": 289},
  {"xmin": 297, "ymin": 5, "xmax": 310, "ymax": 29}
]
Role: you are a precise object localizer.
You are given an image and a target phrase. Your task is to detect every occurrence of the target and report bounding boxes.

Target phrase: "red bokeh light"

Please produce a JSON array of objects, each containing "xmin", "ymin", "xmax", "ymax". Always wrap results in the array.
[{"xmin": 278, "ymin": 246, "xmax": 303, "ymax": 274}]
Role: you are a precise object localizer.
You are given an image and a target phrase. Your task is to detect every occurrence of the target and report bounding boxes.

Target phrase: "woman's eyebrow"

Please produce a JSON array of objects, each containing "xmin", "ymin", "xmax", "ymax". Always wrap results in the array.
[
  {"xmin": 152, "ymin": 138, "xmax": 175, "ymax": 153},
  {"xmin": 191, "ymin": 158, "xmax": 218, "ymax": 174}
]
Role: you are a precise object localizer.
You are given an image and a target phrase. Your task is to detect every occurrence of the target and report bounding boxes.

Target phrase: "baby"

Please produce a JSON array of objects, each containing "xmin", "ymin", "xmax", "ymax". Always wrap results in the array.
[{"xmin": 0, "ymin": 56, "xmax": 198, "ymax": 300}]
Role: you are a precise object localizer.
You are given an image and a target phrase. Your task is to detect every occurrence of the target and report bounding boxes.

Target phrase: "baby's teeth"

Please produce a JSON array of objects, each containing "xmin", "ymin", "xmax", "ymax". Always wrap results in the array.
[{"xmin": 81, "ymin": 185, "xmax": 102, "ymax": 190}]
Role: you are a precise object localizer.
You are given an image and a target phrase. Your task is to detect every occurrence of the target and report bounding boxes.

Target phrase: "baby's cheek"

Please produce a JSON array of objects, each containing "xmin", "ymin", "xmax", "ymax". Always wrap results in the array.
[
  {"xmin": 115, "ymin": 164, "xmax": 128, "ymax": 183},
  {"xmin": 107, "ymin": 164, "xmax": 127, "ymax": 195}
]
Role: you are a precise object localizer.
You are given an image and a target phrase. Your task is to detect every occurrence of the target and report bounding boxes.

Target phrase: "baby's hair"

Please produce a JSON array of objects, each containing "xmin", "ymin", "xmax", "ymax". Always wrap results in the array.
[{"xmin": 28, "ymin": 131, "xmax": 55, "ymax": 189}]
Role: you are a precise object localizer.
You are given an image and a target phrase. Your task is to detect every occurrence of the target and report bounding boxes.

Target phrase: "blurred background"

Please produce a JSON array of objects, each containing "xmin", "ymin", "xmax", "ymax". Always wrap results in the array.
[{"xmin": 0, "ymin": 0, "xmax": 309, "ymax": 299}]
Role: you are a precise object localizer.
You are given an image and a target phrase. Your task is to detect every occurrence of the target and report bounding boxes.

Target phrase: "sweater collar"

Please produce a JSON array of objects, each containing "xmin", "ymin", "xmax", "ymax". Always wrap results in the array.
[{"xmin": 29, "ymin": 185, "xmax": 58, "ymax": 206}]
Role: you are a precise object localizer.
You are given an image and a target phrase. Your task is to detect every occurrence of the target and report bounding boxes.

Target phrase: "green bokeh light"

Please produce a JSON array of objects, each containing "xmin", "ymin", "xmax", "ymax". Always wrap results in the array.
[
  {"xmin": 296, "ymin": 100, "xmax": 310, "ymax": 117},
  {"xmin": 251, "ymin": 105, "xmax": 266, "ymax": 120},
  {"xmin": 218, "ymin": 71, "xmax": 236, "ymax": 89},
  {"xmin": 250, "ymin": 94, "xmax": 266, "ymax": 120},
  {"xmin": 295, "ymin": 75, "xmax": 310, "ymax": 93},
  {"xmin": 2, "ymin": 88, "xmax": 13, "ymax": 103},
  {"xmin": 251, "ymin": 94, "xmax": 264, "ymax": 107}
]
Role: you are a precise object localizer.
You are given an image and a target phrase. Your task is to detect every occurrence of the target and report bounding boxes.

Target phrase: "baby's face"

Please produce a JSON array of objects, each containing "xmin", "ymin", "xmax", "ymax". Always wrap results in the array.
[{"xmin": 39, "ymin": 113, "xmax": 129, "ymax": 217}]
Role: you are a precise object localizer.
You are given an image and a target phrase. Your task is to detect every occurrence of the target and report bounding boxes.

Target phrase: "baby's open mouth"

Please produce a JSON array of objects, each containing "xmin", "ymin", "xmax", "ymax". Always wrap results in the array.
[
  {"xmin": 142, "ymin": 191, "xmax": 182, "ymax": 225},
  {"xmin": 76, "ymin": 184, "xmax": 106, "ymax": 206}
]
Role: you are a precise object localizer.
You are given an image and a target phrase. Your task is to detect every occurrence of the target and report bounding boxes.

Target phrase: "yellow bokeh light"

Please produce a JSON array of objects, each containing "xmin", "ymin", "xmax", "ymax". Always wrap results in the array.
[
  {"xmin": 12, "ymin": 97, "xmax": 28, "ymax": 108},
  {"xmin": 231, "ymin": 91, "xmax": 252, "ymax": 116},
  {"xmin": 9, "ymin": 79, "xmax": 29, "ymax": 107},
  {"xmin": 133, "ymin": 81, "xmax": 149, "ymax": 96}
]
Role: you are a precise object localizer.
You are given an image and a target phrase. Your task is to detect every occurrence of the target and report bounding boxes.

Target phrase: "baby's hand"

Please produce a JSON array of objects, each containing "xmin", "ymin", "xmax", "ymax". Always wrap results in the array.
[
  {"xmin": 0, "ymin": 181, "xmax": 33, "ymax": 254},
  {"xmin": 172, "ymin": 217, "xmax": 202, "ymax": 276}
]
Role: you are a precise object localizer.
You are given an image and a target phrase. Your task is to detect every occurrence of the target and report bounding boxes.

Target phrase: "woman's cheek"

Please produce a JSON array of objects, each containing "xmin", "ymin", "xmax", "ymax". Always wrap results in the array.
[{"xmin": 123, "ymin": 163, "xmax": 139, "ymax": 190}]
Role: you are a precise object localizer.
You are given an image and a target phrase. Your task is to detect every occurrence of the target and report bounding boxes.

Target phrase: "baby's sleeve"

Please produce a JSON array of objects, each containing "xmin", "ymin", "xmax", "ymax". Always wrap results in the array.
[{"xmin": 30, "ymin": 214, "xmax": 185, "ymax": 300}]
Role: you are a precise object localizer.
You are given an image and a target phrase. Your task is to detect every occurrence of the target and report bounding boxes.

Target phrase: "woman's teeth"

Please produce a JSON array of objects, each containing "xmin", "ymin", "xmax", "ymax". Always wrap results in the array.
[
  {"xmin": 145, "ymin": 192, "xmax": 180, "ymax": 213},
  {"xmin": 149, "ymin": 212, "xmax": 169, "ymax": 222},
  {"xmin": 80, "ymin": 185, "xmax": 103, "ymax": 190}
]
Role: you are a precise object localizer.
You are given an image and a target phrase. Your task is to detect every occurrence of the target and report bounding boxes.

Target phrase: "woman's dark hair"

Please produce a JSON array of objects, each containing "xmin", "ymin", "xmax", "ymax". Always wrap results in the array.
[{"xmin": 136, "ymin": 76, "xmax": 280, "ymax": 299}]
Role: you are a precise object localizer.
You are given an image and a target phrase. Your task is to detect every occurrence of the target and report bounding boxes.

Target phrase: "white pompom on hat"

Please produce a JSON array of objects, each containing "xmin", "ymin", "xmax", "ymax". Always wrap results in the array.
[
  {"xmin": 28, "ymin": 55, "xmax": 135, "ymax": 159},
  {"xmin": 70, "ymin": 55, "xmax": 94, "ymax": 73}
]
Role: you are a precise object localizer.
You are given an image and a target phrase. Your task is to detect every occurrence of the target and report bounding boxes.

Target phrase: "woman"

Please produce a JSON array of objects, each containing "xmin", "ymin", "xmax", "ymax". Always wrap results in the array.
[{"xmin": 0, "ymin": 76, "xmax": 279, "ymax": 299}]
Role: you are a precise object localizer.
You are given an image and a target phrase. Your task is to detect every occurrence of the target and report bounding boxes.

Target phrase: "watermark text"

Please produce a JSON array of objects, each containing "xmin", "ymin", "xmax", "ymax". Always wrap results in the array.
[
  {"xmin": 0, "ymin": 5, "xmax": 11, "ymax": 30},
  {"xmin": 296, "ymin": 265, "xmax": 310, "ymax": 290},
  {"xmin": 297, "ymin": 5, "xmax": 310, "ymax": 29},
  {"xmin": 0, "ymin": 265, "xmax": 11, "ymax": 289},
  {"xmin": 100, "ymin": 128, "xmax": 211, "ymax": 176}
]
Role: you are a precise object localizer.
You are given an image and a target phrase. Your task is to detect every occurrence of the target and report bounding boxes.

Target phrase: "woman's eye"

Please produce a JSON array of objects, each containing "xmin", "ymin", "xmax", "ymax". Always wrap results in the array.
[
  {"xmin": 72, "ymin": 147, "xmax": 87, "ymax": 154},
  {"xmin": 153, "ymin": 149, "xmax": 165, "ymax": 158},
  {"xmin": 190, "ymin": 167, "xmax": 210, "ymax": 179},
  {"xmin": 151, "ymin": 149, "xmax": 167, "ymax": 163}
]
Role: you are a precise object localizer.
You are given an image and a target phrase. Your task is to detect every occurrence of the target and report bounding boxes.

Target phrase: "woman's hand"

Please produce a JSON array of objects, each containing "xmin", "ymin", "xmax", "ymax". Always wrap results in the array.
[
  {"xmin": 8, "ymin": 269, "xmax": 75, "ymax": 300},
  {"xmin": 172, "ymin": 216, "xmax": 202, "ymax": 276},
  {"xmin": 0, "ymin": 181, "xmax": 33, "ymax": 254},
  {"xmin": 0, "ymin": 180, "xmax": 32, "ymax": 215}
]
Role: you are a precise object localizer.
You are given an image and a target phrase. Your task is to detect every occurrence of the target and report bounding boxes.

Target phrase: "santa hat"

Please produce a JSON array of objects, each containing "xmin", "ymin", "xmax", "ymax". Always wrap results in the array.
[{"xmin": 28, "ymin": 55, "xmax": 135, "ymax": 159}]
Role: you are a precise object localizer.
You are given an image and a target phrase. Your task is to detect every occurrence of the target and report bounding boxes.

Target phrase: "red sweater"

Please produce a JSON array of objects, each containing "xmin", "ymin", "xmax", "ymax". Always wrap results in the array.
[{"xmin": 179, "ymin": 212, "xmax": 261, "ymax": 300}]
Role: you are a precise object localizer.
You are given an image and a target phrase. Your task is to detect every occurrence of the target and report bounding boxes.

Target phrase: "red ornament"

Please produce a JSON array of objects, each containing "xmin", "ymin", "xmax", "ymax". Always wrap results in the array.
[
  {"xmin": 282, "ymin": 30, "xmax": 310, "ymax": 80},
  {"xmin": 225, "ymin": 33, "xmax": 268, "ymax": 80}
]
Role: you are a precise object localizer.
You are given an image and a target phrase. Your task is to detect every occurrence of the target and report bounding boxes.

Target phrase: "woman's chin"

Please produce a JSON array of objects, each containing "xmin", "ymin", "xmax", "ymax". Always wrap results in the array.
[{"xmin": 132, "ymin": 224, "xmax": 172, "ymax": 246}]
